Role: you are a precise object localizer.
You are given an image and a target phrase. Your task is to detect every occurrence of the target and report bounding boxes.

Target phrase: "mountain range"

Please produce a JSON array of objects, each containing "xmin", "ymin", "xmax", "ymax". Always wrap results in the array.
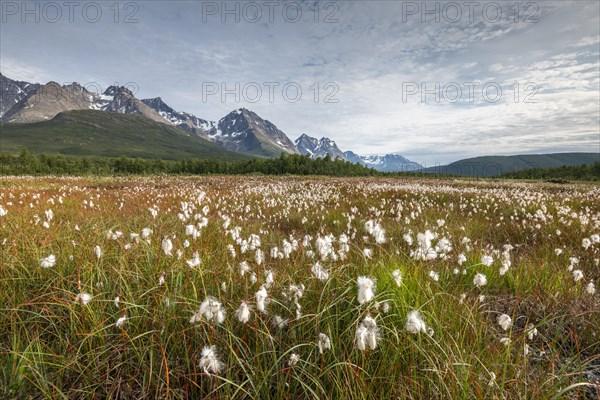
[
  {"xmin": 1, "ymin": 73, "xmax": 596, "ymax": 175},
  {"xmin": 0, "ymin": 73, "xmax": 419, "ymax": 168},
  {"xmin": 343, "ymin": 151, "xmax": 423, "ymax": 172}
]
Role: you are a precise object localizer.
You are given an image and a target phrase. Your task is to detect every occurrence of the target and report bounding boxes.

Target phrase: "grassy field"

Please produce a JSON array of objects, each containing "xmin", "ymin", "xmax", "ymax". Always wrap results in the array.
[{"xmin": 0, "ymin": 176, "xmax": 598, "ymax": 399}]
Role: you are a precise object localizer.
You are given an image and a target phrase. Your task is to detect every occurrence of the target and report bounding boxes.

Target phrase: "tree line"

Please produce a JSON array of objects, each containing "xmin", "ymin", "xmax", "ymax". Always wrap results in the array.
[
  {"xmin": 0, "ymin": 149, "xmax": 380, "ymax": 177},
  {"xmin": 502, "ymin": 162, "xmax": 600, "ymax": 181}
]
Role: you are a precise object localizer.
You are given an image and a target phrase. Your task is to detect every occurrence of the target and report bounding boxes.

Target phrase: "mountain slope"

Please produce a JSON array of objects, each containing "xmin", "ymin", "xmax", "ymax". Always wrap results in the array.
[
  {"xmin": 422, "ymin": 153, "xmax": 600, "ymax": 177},
  {"xmin": 142, "ymin": 97, "xmax": 215, "ymax": 139},
  {"xmin": 0, "ymin": 75, "xmax": 299, "ymax": 159},
  {"xmin": 97, "ymin": 86, "xmax": 167, "ymax": 124},
  {"xmin": 1, "ymin": 81, "xmax": 97, "ymax": 123},
  {"xmin": 295, "ymin": 134, "xmax": 348, "ymax": 160},
  {"xmin": 0, "ymin": 110, "xmax": 250, "ymax": 161},
  {"xmin": 0, "ymin": 81, "xmax": 168, "ymax": 125},
  {"xmin": 209, "ymin": 108, "xmax": 298, "ymax": 157},
  {"xmin": 0, "ymin": 73, "xmax": 40, "ymax": 118},
  {"xmin": 344, "ymin": 151, "xmax": 423, "ymax": 172}
]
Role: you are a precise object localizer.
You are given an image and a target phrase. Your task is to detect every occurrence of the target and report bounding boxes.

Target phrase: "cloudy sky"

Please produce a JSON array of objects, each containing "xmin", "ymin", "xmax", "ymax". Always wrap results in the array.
[{"xmin": 1, "ymin": 0, "xmax": 599, "ymax": 165}]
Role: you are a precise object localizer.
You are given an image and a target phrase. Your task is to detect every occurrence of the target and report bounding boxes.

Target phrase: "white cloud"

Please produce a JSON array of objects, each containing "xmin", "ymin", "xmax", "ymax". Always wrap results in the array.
[{"xmin": 0, "ymin": 0, "xmax": 597, "ymax": 164}]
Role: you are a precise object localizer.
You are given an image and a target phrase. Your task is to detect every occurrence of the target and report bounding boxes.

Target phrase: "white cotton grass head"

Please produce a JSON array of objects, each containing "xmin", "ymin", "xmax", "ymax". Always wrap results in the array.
[
  {"xmin": 161, "ymin": 237, "xmax": 173, "ymax": 256},
  {"xmin": 39, "ymin": 254, "xmax": 56, "ymax": 268},
  {"xmin": 191, "ymin": 296, "xmax": 226, "ymax": 324},
  {"xmin": 356, "ymin": 276, "xmax": 375, "ymax": 304},
  {"xmin": 498, "ymin": 314, "xmax": 512, "ymax": 331},
  {"xmin": 355, "ymin": 315, "xmax": 378, "ymax": 351},
  {"xmin": 499, "ymin": 260, "xmax": 510, "ymax": 276},
  {"xmin": 473, "ymin": 273, "xmax": 487, "ymax": 288},
  {"xmin": 526, "ymin": 324, "xmax": 538, "ymax": 340},
  {"xmin": 288, "ymin": 353, "xmax": 300, "ymax": 368},
  {"xmin": 488, "ymin": 372, "xmax": 497, "ymax": 387},
  {"xmin": 199, "ymin": 345, "xmax": 224, "ymax": 375},
  {"xmin": 572, "ymin": 269, "xmax": 584, "ymax": 283},
  {"xmin": 255, "ymin": 285, "xmax": 269, "ymax": 313},
  {"xmin": 392, "ymin": 269, "xmax": 402, "ymax": 287},
  {"xmin": 382, "ymin": 301, "xmax": 390, "ymax": 313},
  {"xmin": 586, "ymin": 281, "xmax": 595, "ymax": 295},
  {"xmin": 186, "ymin": 252, "xmax": 201, "ymax": 268},
  {"xmin": 311, "ymin": 261, "xmax": 329, "ymax": 281},
  {"xmin": 271, "ymin": 315, "xmax": 289, "ymax": 329},
  {"xmin": 235, "ymin": 301, "xmax": 251, "ymax": 324},
  {"xmin": 239, "ymin": 261, "xmax": 251, "ymax": 276},
  {"xmin": 115, "ymin": 315, "xmax": 127, "ymax": 329},
  {"xmin": 355, "ymin": 326, "xmax": 369, "ymax": 351},
  {"xmin": 317, "ymin": 333, "xmax": 331, "ymax": 354},
  {"xmin": 75, "ymin": 292, "xmax": 93, "ymax": 305},
  {"xmin": 481, "ymin": 255, "xmax": 494, "ymax": 266},
  {"xmin": 405, "ymin": 310, "xmax": 427, "ymax": 334},
  {"xmin": 264, "ymin": 270, "xmax": 274, "ymax": 288},
  {"xmin": 94, "ymin": 245, "xmax": 102, "ymax": 259}
]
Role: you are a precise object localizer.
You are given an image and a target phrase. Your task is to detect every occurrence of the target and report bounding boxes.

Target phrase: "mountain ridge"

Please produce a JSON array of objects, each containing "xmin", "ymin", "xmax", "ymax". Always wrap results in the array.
[
  {"xmin": 344, "ymin": 151, "xmax": 423, "ymax": 172},
  {"xmin": 208, "ymin": 108, "xmax": 299, "ymax": 157},
  {"xmin": 1, "ymin": 74, "xmax": 300, "ymax": 158},
  {"xmin": 295, "ymin": 134, "xmax": 348, "ymax": 161},
  {"xmin": 0, "ymin": 72, "xmax": 41, "ymax": 118},
  {"xmin": 420, "ymin": 153, "xmax": 600, "ymax": 177}
]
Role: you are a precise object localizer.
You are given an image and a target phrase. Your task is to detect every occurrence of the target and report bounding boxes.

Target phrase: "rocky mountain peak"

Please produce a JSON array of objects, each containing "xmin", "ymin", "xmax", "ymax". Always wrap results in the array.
[
  {"xmin": 141, "ymin": 96, "xmax": 215, "ymax": 138},
  {"xmin": 103, "ymin": 85, "xmax": 134, "ymax": 97},
  {"xmin": 211, "ymin": 108, "xmax": 298, "ymax": 157},
  {"xmin": 0, "ymin": 73, "xmax": 41, "ymax": 118},
  {"xmin": 295, "ymin": 133, "xmax": 347, "ymax": 161}
]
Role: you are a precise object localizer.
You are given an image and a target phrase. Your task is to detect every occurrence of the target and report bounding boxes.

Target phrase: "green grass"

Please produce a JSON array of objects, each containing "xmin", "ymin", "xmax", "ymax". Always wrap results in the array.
[
  {"xmin": 0, "ymin": 110, "xmax": 250, "ymax": 161},
  {"xmin": 0, "ymin": 176, "xmax": 598, "ymax": 399}
]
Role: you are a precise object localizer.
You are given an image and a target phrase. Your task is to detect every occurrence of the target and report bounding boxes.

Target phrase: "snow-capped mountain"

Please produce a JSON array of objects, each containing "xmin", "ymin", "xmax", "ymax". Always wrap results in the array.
[
  {"xmin": 2, "ymin": 73, "xmax": 420, "ymax": 166},
  {"xmin": 0, "ymin": 73, "xmax": 40, "ymax": 118},
  {"xmin": 0, "ymin": 80, "xmax": 165, "ymax": 124},
  {"xmin": 209, "ymin": 108, "xmax": 298, "ymax": 157},
  {"xmin": 295, "ymin": 134, "xmax": 348, "ymax": 161},
  {"xmin": 96, "ymin": 86, "xmax": 167, "ymax": 124},
  {"xmin": 295, "ymin": 133, "xmax": 422, "ymax": 171},
  {"xmin": 344, "ymin": 151, "xmax": 423, "ymax": 172},
  {"xmin": 141, "ymin": 97, "xmax": 216, "ymax": 139},
  {"xmin": 0, "ymin": 74, "xmax": 300, "ymax": 158}
]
